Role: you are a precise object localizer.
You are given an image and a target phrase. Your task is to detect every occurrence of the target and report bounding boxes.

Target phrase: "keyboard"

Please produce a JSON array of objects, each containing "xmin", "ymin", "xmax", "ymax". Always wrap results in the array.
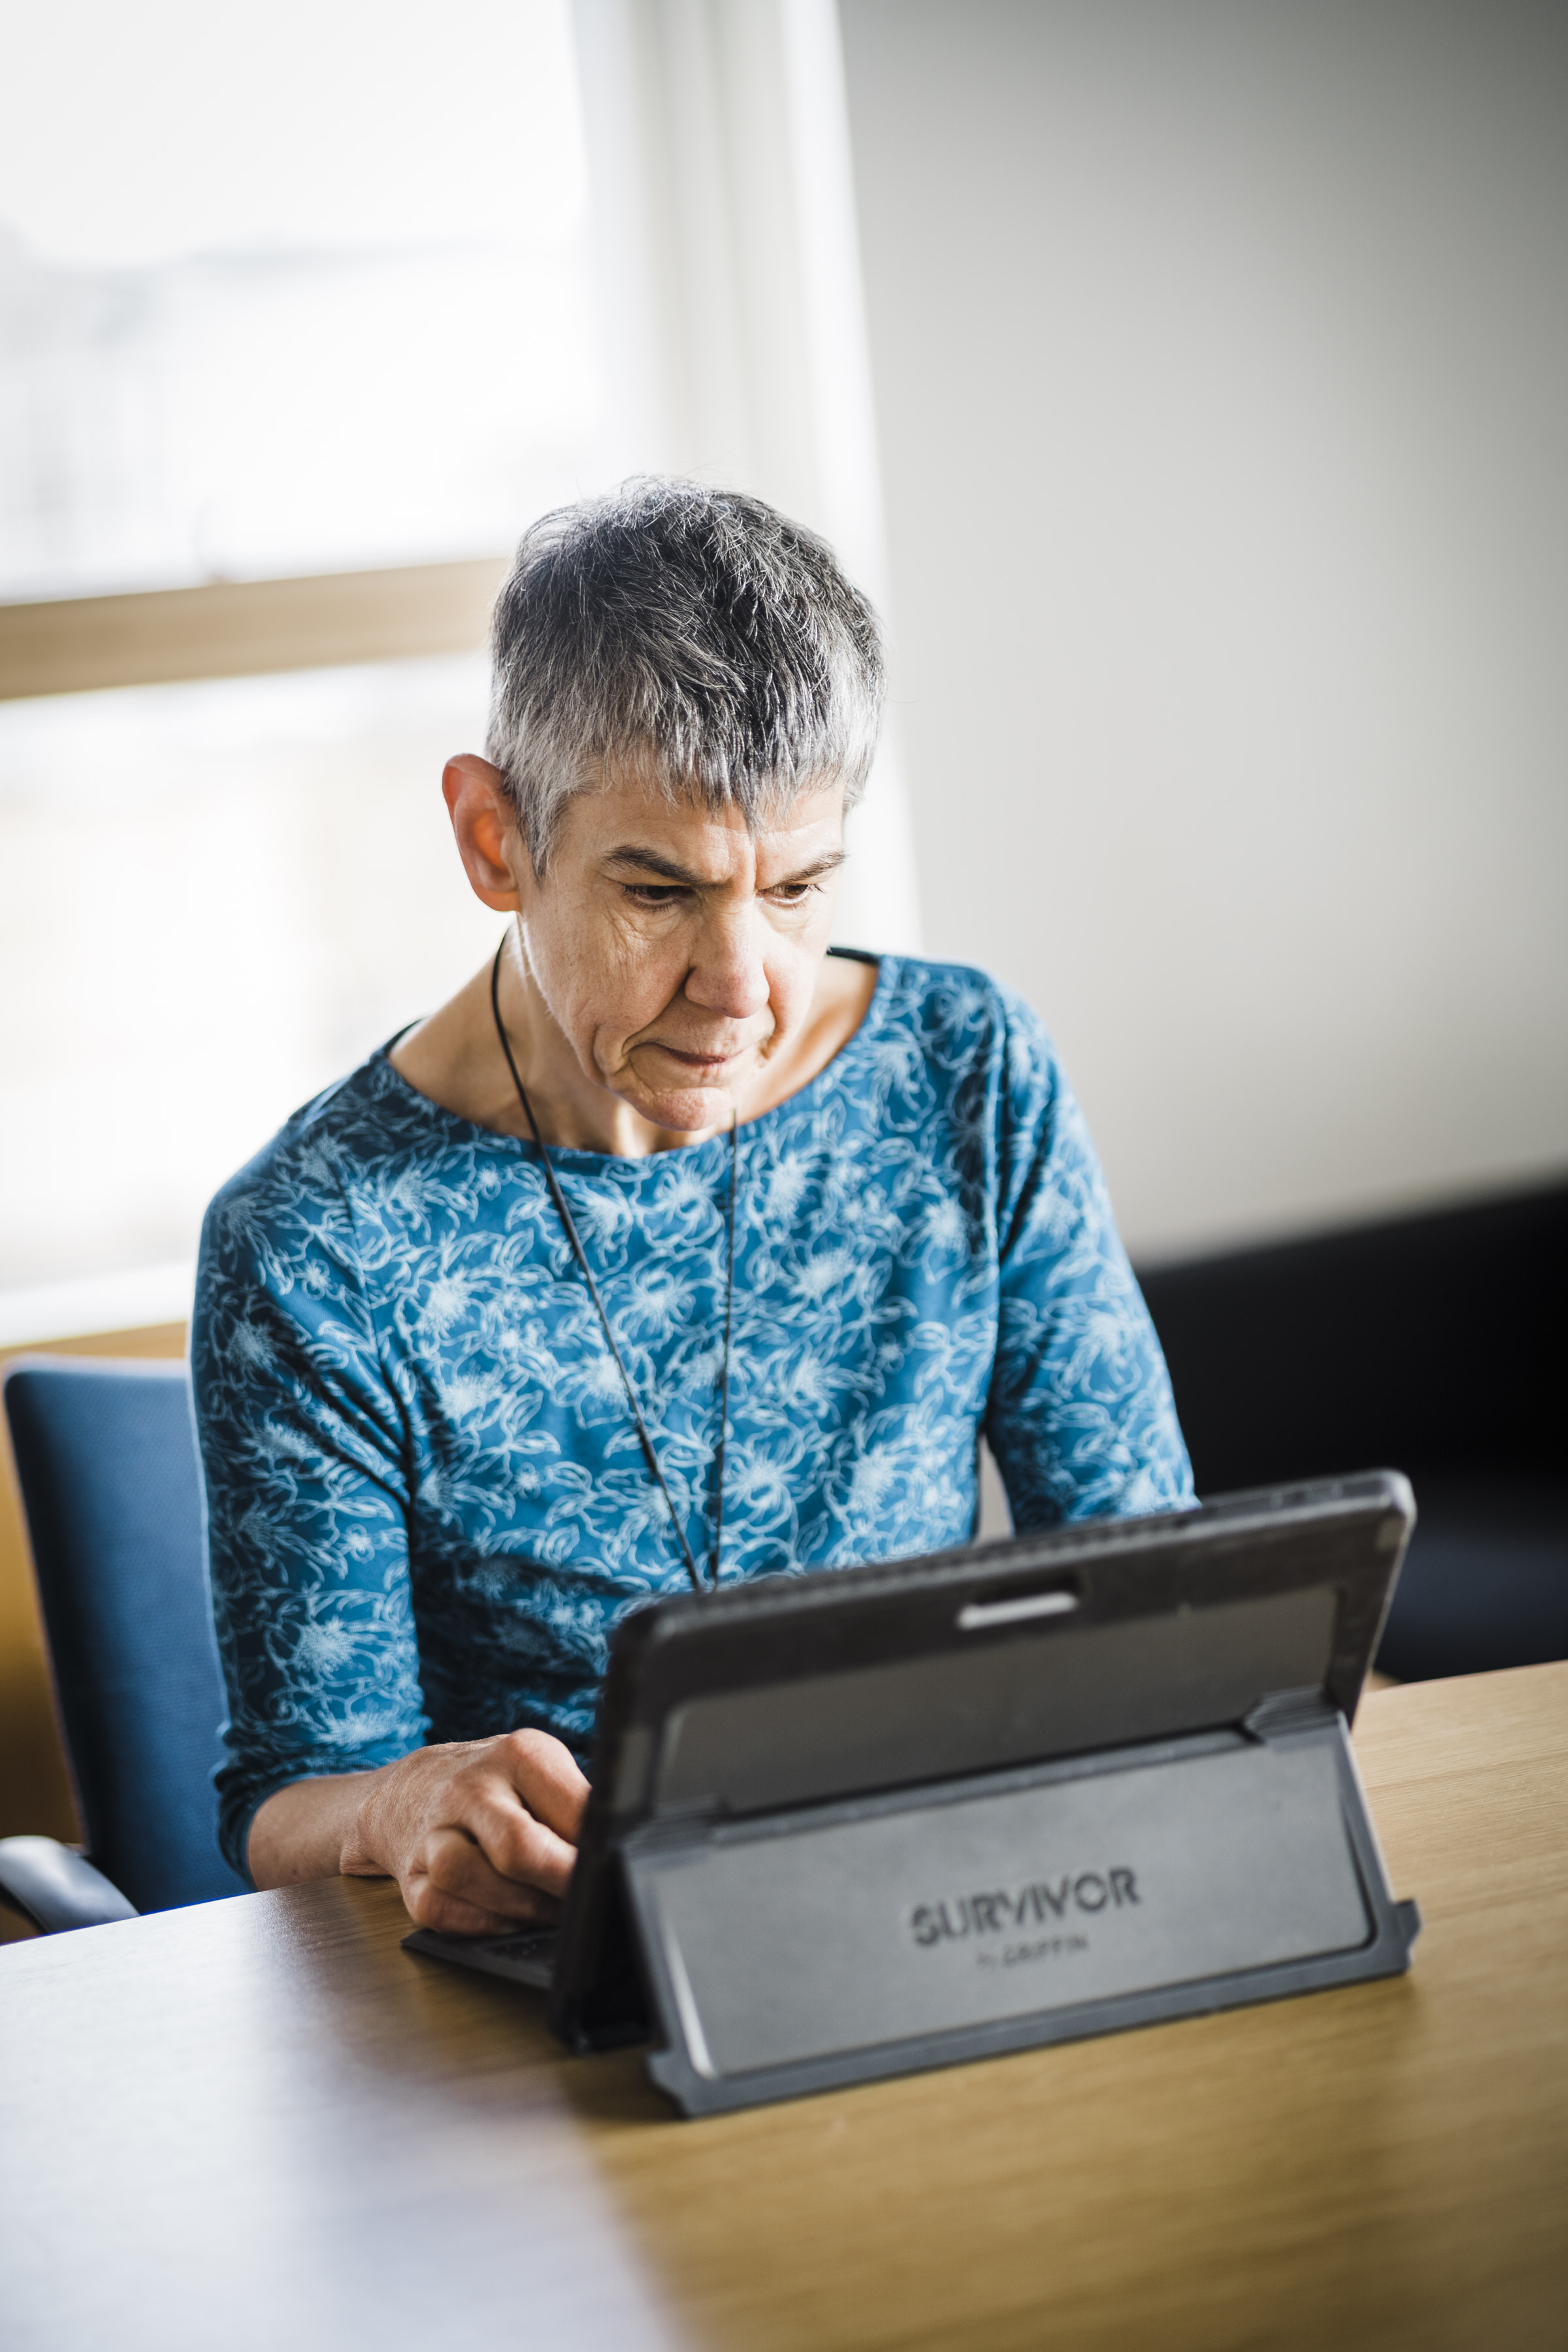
[{"xmin": 401, "ymin": 1923, "xmax": 559, "ymax": 1990}]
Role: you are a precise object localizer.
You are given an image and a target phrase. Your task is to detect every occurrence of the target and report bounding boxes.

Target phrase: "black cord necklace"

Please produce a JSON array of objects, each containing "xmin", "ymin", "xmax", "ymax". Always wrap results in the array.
[{"xmin": 489, "ymin": 940, "xmax": 738, "ymax": 1596}]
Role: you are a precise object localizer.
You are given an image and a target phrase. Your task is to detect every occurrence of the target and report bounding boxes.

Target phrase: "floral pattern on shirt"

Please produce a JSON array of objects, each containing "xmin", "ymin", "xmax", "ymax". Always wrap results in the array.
[{"xmin": 193, "ymin": 956, "xmax": 1193, "ymax": 1874}]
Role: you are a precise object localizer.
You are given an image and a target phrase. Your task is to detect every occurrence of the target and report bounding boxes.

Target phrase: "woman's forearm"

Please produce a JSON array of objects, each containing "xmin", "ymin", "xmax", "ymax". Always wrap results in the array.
[{"xmin": 248, "ymin": 1771, "xmax": 384, "ymax": 1889}]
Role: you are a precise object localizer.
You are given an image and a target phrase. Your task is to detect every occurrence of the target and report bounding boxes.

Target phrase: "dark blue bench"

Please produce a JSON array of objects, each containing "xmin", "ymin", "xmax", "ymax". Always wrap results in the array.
[{"xmin": 1137, "ymin": 1180, "xmax": 1568, "ymax": 1679}]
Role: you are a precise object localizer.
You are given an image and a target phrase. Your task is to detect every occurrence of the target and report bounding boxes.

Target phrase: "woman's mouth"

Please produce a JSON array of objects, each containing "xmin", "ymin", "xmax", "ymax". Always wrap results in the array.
[{"xmin": 656, "ymin": 1045, "xmax": 736, "ymax": 1073}]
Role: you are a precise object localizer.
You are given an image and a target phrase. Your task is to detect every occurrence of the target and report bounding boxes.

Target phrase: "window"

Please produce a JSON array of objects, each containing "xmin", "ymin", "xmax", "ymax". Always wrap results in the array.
[
  {"xmin": 0, "ymin": 656, "xmax": 502, "ymax": 1320},
  {"xmin": 0, "ymin": 0, "xmax": 600, "ymax": 595},
  {"xmin": 0, "ymin": 0, "xmax": 607, "ymax": 1337}
]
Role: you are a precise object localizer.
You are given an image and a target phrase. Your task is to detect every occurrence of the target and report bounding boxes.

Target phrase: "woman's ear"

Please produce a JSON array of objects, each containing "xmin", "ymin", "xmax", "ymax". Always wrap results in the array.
[{"xmin": 443, "ymin": 755, "xmax": 524, "ymax": 912}]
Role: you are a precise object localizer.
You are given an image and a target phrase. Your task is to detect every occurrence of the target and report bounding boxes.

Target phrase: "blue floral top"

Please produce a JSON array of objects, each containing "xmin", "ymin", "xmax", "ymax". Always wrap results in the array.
[{"xmin": 193, "ymin": 954, "xmax": 1192, "ymax": 1876}]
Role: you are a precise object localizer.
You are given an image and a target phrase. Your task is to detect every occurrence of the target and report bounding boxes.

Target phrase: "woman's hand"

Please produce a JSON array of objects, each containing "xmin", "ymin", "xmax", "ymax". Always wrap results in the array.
[
  {"xmin": 349, "ymin": 1731, "xmax": 589, "ymax": 1933},
  {"xmin": 248, "ymin": 1729, "xmax": 591, "ymax": 1935}
]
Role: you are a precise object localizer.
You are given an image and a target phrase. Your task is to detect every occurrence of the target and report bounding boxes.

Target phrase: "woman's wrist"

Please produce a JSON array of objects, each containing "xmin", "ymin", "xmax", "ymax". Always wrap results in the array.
[
  {"xmin": 248, "ymin": 1768, "xmax": 389, "ymax": 1890},
  {"xmin": 338, "ymin": 1759, "xmax": 398, "ymax": 1880}
]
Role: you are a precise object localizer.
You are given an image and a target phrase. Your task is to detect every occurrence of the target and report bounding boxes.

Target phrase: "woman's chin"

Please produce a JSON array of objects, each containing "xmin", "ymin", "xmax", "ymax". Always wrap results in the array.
[{"xmin": 625, "ymin": 1078, "xmax": 736, "ymax": 1136}]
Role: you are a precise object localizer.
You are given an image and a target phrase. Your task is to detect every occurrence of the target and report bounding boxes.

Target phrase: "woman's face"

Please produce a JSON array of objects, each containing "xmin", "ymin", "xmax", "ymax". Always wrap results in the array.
[{"xmin": 449, "ymin": 756, "xmax": 849, "ymax": 1135}]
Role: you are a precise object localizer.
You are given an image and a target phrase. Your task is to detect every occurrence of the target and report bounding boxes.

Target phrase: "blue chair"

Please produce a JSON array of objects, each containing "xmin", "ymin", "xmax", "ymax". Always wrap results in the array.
[{"xmin": 0, "ymin": 1357, "xmax": 248, "ymax": 1933}]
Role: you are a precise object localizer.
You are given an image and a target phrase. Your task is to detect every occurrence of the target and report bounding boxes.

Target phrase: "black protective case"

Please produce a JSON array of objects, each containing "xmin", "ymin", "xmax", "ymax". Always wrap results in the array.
[{"xmin": 407, "ymin": 1473, "xmax": 1421, "ymax": 2114}]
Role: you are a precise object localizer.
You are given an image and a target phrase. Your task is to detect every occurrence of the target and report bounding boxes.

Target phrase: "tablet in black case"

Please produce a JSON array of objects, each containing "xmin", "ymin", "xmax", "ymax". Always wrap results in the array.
[{"xmin": 406, "ymin": 1472, "xmax": 1421, "ymax": 2116}]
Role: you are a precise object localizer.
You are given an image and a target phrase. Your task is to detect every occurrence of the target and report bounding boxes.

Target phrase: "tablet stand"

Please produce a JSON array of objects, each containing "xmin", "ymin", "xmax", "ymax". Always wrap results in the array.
[{"xmin": 617, "ymin": 1693, "xmax": 1420, "ymax": 2118}]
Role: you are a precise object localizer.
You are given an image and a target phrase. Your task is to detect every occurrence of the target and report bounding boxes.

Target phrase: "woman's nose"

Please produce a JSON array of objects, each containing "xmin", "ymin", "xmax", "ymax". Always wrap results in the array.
[{"xmin": 685, "ymin": 909, "xmax": 771, "ymax": 1021}]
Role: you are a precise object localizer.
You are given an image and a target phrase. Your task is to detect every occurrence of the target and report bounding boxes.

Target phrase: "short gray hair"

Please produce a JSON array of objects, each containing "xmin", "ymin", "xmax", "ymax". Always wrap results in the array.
[{"xmin": 485, "ymin": 478, "xmax": 885, "ymax": 869}]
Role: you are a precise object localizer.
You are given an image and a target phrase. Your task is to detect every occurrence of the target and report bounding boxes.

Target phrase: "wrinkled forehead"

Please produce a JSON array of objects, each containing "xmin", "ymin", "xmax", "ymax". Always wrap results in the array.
[{"xmin": 549, "ymin": 755, "xmax": 849, "ymax": 866}]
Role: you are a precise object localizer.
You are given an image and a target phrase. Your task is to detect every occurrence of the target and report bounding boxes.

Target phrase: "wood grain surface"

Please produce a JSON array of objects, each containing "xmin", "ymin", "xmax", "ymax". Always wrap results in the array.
[{"xmin": 1, "ymin": 1662, "xmax": 1564, "ymax": 2352}]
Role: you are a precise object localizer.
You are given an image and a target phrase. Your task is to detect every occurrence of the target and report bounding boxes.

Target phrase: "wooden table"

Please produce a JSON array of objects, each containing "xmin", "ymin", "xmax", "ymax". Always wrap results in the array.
[{"xmin": 3, "ymin": 1664, "xmax": 1565, "ymax": 2352}]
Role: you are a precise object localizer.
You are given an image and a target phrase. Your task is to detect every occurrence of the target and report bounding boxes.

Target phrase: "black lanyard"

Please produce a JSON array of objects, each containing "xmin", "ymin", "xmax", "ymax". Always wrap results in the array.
[{"xmin": 489, "ymin": 942, "xmax": 738, "ymax": 1595}]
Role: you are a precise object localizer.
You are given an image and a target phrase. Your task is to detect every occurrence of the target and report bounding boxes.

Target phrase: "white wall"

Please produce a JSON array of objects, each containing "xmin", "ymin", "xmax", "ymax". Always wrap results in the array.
[{"xmin": 840, "ymin": 0, "xmax": 1568, "ymax": 1259}]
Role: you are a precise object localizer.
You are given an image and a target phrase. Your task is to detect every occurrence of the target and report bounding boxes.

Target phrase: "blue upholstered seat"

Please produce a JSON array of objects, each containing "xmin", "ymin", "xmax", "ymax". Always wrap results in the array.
[{"xmin": 1, "ymin": 1358, "xmax": 247, "ymax": 1928}]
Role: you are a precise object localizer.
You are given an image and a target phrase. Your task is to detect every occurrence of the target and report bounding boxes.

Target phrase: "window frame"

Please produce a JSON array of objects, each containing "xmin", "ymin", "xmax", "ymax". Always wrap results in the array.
[{"xmin": 0, "ymin": 557, "xmax": 508, "ymax": 702}]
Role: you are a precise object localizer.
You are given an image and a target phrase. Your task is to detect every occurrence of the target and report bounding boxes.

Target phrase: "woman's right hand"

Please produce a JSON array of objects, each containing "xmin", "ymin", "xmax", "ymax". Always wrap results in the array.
[{"xmin": 248, "ymin": 1728, "xmax": 591, "ymax": 1935}]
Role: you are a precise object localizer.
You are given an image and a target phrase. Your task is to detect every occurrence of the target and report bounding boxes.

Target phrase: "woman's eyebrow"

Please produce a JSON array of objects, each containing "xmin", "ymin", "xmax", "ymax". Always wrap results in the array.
[
  {"xmin": 776, "ymin": 851, "xmax": 848, "ymax": 883},
  {"xmin": 603, "ymin": 844, "xmax": 847, "ymax": 886},
  {"xmin": 602, "ymin": 844, "xmax": 708, "ymax": 883}
]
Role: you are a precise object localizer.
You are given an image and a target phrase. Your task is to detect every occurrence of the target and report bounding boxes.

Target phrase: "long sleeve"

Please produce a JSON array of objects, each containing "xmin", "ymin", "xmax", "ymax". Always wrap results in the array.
[
  {"xmin": 191, "ymin": 1144, "xmax": 428, "ymax": 1880},
  {"xmin": 983, "ymin": 995, "xmax": 1194, "ymax": 1527}
]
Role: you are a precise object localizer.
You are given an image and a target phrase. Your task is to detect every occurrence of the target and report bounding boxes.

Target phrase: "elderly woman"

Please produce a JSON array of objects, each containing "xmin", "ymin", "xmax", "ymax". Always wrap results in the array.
[{"xmin": 194, "ymin": 480, "xmax": 1192, "ymax": 1939}]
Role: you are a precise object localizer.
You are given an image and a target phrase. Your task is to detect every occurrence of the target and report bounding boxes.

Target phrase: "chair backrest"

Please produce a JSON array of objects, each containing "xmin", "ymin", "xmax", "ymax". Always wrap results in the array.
[{"xmin": 3, "ymin": 1356, "xmax": 247, "ymax": 1912}]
